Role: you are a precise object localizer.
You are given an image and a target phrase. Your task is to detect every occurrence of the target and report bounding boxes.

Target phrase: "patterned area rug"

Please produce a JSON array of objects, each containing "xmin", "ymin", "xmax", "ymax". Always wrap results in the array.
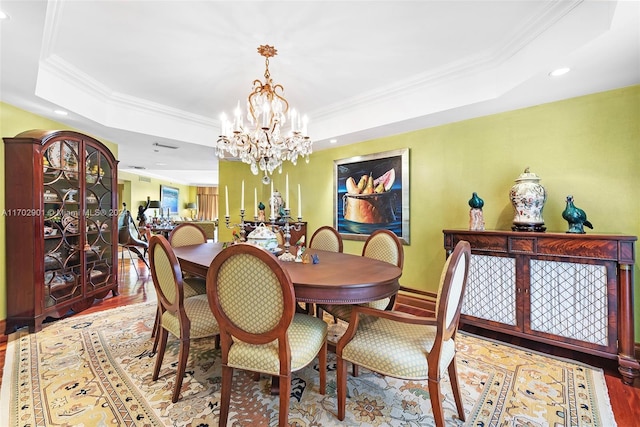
[{"xmin": 1, "ymin": 302, "xmax": 616, "ymax": 426}]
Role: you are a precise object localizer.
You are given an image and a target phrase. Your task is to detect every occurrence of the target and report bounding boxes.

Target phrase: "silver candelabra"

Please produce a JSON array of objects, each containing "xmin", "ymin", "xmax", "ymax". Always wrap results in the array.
[
  {"xmin": 225, "ymin": 209, "xmax": 248, "ymax": 241},
  {"xmin": 275, "ymin": 208, "xmax": 303, "ymax": 262}
]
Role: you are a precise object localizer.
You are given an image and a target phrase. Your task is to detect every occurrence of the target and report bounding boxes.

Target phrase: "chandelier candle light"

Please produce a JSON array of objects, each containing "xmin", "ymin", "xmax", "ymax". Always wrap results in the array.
[{"xmin": 216, "ymin": 45, "xmax": 313, "ymax": 182}]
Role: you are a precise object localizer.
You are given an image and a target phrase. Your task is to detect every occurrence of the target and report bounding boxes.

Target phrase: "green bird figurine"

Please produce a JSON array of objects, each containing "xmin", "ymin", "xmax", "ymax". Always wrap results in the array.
[
  {"xmin": 468, "ymin": 192, "xmax": 484, "ymax": 209},
  {"xmin": 562, "ymin": 195, "xmax": 593, "ymax": 234}
]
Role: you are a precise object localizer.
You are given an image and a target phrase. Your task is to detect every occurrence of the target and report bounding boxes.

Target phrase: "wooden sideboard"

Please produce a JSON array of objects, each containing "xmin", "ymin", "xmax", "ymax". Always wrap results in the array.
[{"xmin": 443, "ymin": 229, "xmax": 639, "ymax": 385}]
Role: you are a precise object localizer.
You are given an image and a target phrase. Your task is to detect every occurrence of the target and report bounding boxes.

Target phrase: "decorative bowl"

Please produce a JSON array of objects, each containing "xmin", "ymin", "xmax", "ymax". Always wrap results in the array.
[{"xmin": 247, "ymin": 226, "xmax": 279, "ymax": 252}]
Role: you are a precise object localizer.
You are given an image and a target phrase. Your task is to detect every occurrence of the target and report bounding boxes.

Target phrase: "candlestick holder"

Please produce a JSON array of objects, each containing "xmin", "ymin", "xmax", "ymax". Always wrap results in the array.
[
  {"xmin": 277, "ymin": 208, "xmax": 303, "ymax": 262},
  {"xmin": 224, "ymin": 209, "xmax": 247, "ymax": 242}
]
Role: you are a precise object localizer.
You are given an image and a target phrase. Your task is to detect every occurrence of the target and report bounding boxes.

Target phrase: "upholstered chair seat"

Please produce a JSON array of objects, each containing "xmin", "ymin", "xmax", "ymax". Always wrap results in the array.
[{"xmin": 227, "ymin": 313, "xmax": 327, "ymax": 374}]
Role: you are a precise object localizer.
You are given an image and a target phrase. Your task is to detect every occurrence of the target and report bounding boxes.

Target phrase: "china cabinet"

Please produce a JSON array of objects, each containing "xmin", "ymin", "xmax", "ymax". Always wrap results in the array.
[
  {"xmin": 443, "ymin": 229, "xmax": 639, "ymax": 384},
  {"xmin": 4, "ymin": 130, "xmax": 119, "ymax": 333}
]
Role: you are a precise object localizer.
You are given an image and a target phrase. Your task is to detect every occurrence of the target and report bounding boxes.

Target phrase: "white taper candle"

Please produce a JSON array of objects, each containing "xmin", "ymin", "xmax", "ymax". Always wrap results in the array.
[
  {"xmin": 271, "ymin": 181, "xmax": 274, "ymax": 218},
  {"xmin": 225, "ymin": 186, "xmax": 229, "ymax": 217},
  {"xmin": 285, "ymin": 174, "xmax": 289, "ymax": 208},
  {"xmin": 241, "ymin": 180, "xmax": 245, "ymax": 211}
]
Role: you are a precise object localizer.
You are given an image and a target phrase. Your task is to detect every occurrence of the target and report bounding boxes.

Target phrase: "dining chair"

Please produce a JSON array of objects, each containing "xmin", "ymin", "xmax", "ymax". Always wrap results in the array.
[
  {"xmin": 148, "ymin": 234, "xmax": 220, "ymax": 403},
  {"xmin": 308, "ymin": 225, "xmax": 343, "ymax": 253},
  {"xmin": 168, "ymin": 222, "xmax": 208, "ymax": 247},
  {"xmin": 151, "ymin": 222, "xmax": 208, "ymax": 351},
  {"xmin": 335, "ymin": 240, "xmax": 471, "ymax": 426},
  {"xmin": 317, "ymin": 229, "xmax": 403, "ymax": 322},
  {"xmin": 206, "ymin": 243, "xmax": 328, "ymax": 427}
]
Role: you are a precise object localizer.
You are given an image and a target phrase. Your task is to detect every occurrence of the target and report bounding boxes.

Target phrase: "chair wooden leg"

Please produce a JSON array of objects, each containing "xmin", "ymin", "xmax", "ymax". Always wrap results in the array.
[
  {"xmin": 278, "ymin": 373, "xmax": 292, "ymax": 427},
  {"xmin": 152, "ymin": 306, "xmax": 161, "ymax": 353},
  {"xmin": 428, "ymin": 377, "xmax": 445, "ymax": 427},
  {"xmin": 219, "ymin": 365, "xmax": 233, "ymax": 427},
  {"xmin": 318, "ymin": 340, "xmax": 327, "ymax": 394},
  {"xmin": 172, "ymin": 337, "xmax": 190, "ymax": 403},
  {"xmin": 448, "ymin": 359, "xmax": 465, "ymax": 421},
  {"xmin": 152, "ymin": 329, "xmax": 168, "ymax": 381},
  {"xmin": 352, "ymin": 363, "xmax": 359, "ymax": 377},
  {"xmin": 336, "ymin": 355, "xmax": 348, "ymax": 421}
]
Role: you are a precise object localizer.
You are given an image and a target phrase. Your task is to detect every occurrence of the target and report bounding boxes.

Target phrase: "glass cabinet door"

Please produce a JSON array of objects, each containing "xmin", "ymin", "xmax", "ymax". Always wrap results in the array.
[
  {"xmin": 43, "ymin": 139, "xmax": 82, "ymax": 307},
  {"xmin": 85, "ymin": 144, "xmax": 114, "ymax": 292}
]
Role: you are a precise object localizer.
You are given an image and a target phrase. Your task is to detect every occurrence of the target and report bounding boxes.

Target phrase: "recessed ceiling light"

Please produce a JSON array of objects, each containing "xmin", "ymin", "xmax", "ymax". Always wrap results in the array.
[
  {"xmin": 549, "ymin": 67, "xmax": 571, "ymax": 77},
  {"xmin": 329, "ymin": 139, "xmax": 337, "ymax": 144},
  {"xmin": 54, "ymin": 109, "xmax": 68, "ymax": 116},
  {"xmin": 155, "ymin": 162, "xmax": 167, "ymax": 166},
  {"xmin": 0, "ymin": 10, "xmax": 9, "ymax": 20}
]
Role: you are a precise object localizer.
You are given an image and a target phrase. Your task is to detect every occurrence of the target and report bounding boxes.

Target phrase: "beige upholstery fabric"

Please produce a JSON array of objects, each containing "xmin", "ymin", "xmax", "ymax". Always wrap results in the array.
[
  {"xmin": 216, "ymin": 254, "xmax": 284, "ymax": 334},
  {"xmin": 161, "ymin": 294, "xmax": 219, "ymax": 339},
  {"xmin": 309, "ymin": 228, "xmax": 341, "ymax": 252},
  {"xmin": 228, "ymin": 313, "xmax": 327, "ymax": 375},
  {"xmin": 170, "ymin": 224, "xmax": 207, "ymax": 248},
  {"xmin": 340, "ymin": 316, "xmax": 455, "ymax": 379},
  {"xmin": 173, "ymin": 221, "xmax": 216, "ymax": 239},
  {"xmin": 153, "ymin": 245, "xmax": 177, "ymax": 304},
  {"xmin": 183, "ymin": 277, "xmax": 206, "ymax": 298},
  {"xmin": 363, "ymin": 232, "xmax": 400, "ymax": 266}
]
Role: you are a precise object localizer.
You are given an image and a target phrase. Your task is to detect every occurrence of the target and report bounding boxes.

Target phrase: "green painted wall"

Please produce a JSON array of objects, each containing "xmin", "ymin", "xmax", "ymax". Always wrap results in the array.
[
  {"xmin": 2, "ymin": 87, "xmax": 639, "ymax": 341},
  {"xmin": 220, "ymin": 85, "xmax": 640, "ymax": 340}
]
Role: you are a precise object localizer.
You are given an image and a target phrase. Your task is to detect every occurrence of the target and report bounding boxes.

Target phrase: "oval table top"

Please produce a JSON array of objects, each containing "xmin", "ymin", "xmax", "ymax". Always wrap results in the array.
[{"xmin": 172, "ymin": 242, "xmax": 403, "ymax": 305}]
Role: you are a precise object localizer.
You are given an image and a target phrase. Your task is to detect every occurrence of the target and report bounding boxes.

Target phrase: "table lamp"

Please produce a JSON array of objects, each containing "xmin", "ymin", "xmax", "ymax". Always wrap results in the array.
[
  {"xmin": 148, "ymin": 200, "xmax": 162, "ymax": 218},
  {"xmin": 186, "ymin": 202, "xmax": 197, "ymax": 219}
]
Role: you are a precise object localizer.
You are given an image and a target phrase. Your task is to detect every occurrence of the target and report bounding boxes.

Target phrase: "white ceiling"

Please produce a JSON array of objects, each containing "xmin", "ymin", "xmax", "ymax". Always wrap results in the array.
[{"xmin": 1, "ymin": 1, "xmax": 638, "ymax": 186}]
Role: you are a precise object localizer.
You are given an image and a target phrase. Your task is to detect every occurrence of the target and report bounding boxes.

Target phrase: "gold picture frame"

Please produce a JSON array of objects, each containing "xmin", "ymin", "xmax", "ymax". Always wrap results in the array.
[{"xmin": 334, "ymin": 148, "xmax": 409, "ymax": 244}]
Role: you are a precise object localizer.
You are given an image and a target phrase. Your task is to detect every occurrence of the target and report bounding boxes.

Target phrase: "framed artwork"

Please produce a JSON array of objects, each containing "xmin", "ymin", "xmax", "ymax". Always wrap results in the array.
[
  {"xmin": 160, "ymin": 185, "xmax": 179, "ymax": 215},
  {"xmin": 334, "ymin": 148, "xmax": 409, "ymax": 244}
]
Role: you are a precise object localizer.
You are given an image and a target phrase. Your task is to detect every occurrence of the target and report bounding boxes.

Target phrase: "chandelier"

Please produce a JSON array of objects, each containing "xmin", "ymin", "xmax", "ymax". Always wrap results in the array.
[{"xmin": 216, "ymin": 45, "xmax": 312, "ymax": 182}]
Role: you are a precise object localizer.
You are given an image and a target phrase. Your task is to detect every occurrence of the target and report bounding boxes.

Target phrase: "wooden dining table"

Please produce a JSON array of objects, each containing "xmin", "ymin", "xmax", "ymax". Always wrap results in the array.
[{"xmin": 172, "ymin": 241, "xmax": 403, "ymax": 305}]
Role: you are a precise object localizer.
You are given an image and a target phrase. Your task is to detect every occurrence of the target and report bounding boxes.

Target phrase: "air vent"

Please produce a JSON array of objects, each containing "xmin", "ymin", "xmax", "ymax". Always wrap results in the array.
[
  {"xmin": 129, "ymin": 165, "xmax": 146, "ymax": 170},
  {"xmin": 153, "ymin": 142, "xmax": 179, "ymax": 149},
  {"xmin": 138, "ymin": 176, "xmax": 151, "ymax": 183}
]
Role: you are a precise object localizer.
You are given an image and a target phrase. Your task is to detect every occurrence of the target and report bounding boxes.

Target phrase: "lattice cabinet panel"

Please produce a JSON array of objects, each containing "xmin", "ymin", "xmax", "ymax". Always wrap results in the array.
[
  {"xmin": 462, "ymin": 254, "xmax": 516, "ymax": 326},
  {"xmin": 529, "ymin": 260, "xmax": 608, "ymax": 345}
]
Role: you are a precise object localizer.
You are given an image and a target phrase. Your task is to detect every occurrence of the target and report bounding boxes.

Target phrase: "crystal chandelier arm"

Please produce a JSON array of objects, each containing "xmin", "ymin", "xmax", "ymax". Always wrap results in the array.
[{"xmin": 217, "ymin": 44, "xmax": 312, "ymax": 178}]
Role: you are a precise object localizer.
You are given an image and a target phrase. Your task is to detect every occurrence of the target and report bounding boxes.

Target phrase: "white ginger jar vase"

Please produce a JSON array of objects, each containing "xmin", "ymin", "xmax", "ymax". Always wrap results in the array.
[{"xmin": 509, "ymin": 167, "xmax": 546, "ymax": 232}]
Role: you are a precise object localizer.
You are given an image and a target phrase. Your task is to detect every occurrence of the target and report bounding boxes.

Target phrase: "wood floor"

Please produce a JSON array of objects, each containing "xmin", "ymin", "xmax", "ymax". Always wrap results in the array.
[{"xmin": 1, "ymin": 257, "xmax": 639, "ymax": 425}]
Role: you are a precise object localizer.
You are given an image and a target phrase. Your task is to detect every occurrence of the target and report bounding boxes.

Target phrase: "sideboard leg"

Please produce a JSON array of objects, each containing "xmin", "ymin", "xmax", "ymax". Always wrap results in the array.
[{"xmin": 618, "ymin": 264, "xmax": 640, "ymax": 384}]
